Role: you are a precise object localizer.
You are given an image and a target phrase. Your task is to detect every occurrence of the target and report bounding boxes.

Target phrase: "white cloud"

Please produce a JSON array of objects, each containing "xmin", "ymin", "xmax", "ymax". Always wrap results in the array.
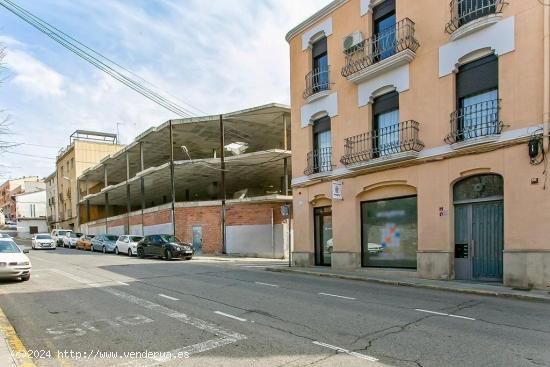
[{"xmin": 5, "ymin": 49, "xmax": 65, "ymax": 97}]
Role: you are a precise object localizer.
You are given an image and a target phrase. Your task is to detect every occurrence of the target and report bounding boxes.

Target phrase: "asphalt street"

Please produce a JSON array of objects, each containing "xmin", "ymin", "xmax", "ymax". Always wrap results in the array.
[{"xmin": 0, "ymin": 239, "xmax": 549, "ymax": 367}]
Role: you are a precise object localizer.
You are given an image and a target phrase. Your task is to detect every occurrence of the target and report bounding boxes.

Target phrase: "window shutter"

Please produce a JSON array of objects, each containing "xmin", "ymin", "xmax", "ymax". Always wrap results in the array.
[
  {"xmin": 373, "ymin": 91, "xmax": 399, "ymax": 116},
  {"xmin": 313, "ymin": 116, "xmax": 331, "ymax": 133},
  {"xmin": 312, "ymin": 37, "xmax": 327, "ymax": 58},
  {"xmin": 373, "ymin": 0, "xmax": 396, "ymax": 21},
  {"xmin": 457, "ymin": 54, "xmax": 498, "ymax": 99}
]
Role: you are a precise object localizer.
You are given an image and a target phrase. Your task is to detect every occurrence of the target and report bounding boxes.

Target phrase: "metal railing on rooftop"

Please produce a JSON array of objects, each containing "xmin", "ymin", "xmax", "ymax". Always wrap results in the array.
[{"xmin": 341, "ymin": 18, "xmax": 419, "ymax": 78}]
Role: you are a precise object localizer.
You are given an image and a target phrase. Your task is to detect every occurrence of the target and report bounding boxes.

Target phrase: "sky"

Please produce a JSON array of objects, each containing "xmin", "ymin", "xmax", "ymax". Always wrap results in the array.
[{"xmin": 0, "ymin": 0, "xmax": 331, "ymax": 179}]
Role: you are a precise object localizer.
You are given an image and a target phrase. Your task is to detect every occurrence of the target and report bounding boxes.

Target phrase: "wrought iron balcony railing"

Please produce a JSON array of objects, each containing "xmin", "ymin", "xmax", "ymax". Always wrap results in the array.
[
  {"xmin": 304, "ymin": 147, "xmax": 333, "ymax": 175},
  {"xmin": 303, "ymin": 67, "xmax": 331, "ymax": 99},
  {"xmin": 341, "ymin": 120, "xmax": 424, "ymax": 166},
  {"xmin": 445, "ymin": 0, "xmax": 506, "ymax": 34},
  {"xmin": 444, "ymin": 99, "xmax": 502, "ymax": 144},
  {"xmin": 341, "ymin": 18, "xmax": 419, "ymax": 78}
]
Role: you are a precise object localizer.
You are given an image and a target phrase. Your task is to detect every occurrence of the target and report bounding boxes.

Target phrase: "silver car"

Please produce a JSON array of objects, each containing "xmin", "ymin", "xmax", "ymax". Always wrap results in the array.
[{"xmin": 90, "ymin": 234, "xmax": 118, "ymax": 253}]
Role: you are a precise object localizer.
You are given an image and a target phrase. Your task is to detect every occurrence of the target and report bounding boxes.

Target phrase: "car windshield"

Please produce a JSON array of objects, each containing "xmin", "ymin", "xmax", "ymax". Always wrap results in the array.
[
  {"xmin": 59, "ymin": 231, "xmax": 71, "ymax": 236},
  {"xmin": 158, "ymin": 235, "xmax": 180, "ymax": 243},
  {"xmin": 88, "ymin": 235, "xmax": 95, "ymax": 239},
  {"xmin": 105, "ymin": 235, "xmax": 118, "ymax": 241},
  {"xmin": 0, "ymin": 241, "xmax": 21, "ymax": 253},
  {"xmin": 0, "ymin": 234, "xmax": 12, "ymax": 238},
  {"xmin": 36, "ymin": 235, "xmax": 52, "ymax": 240},
  {"xmin": 68, "ymin": 233, "xmax": 77, "ymax": 238},
  {"xmin": 130, "ymin": 236, "xmax": 143, "ymax": 242}
]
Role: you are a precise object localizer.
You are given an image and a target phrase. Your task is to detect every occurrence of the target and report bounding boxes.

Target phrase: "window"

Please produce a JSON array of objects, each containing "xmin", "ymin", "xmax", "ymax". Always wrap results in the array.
[
  {"xmin": 361, "ymin": 196, "xmax": 418, "ymax": 268},
  {"xmin": 313, "ymin": 116, "xmax": 332, "ymax": 173},
  {"xmin": 373, "ymin": 0, "xmax": 396, "ymax": 61},
  {"xmin": 373, "ymin": 91, "xmax": 400, "ymax": 157},
  {"xmin": 458, "ymin": 0, "xmax": 497, "ymax": 27},
  {"xmin": 455, "ymin": 54, "xmax": 499, "ymax": 140},
  {"xmin": 311, "ymin": 37, "xmax": 329, "ymax": 93}
]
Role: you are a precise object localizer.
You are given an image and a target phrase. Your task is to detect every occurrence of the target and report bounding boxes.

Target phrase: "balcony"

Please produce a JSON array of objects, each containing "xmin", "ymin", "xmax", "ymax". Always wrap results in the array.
[
  {"xmin": 445, "ymin": 0, "xmax": 507, "ymax": 41},
  {"xmin": 444, "ymin": 99, "xmax": 502, "ymax": 147},
  {"xmin": 341, "ymin": 120, "xmax": 424, "ymax": 168},
  {"xmin": 341, "ymin": 18, "xmax": 419, "ymax": 84},
  {"xmin": 303, "ymin": 67, "xmax": 331, "ymax": 102},
  {"xmin": 304, "ymin": 147, "xmax": 333, "ymax": 176}
]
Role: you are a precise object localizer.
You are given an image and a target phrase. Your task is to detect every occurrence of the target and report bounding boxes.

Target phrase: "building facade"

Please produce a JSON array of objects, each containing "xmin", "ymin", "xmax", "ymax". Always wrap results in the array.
[
  {"xmin": 45, "ymin": 172, "xmax": 58, "ymax": 229},
  {"xmin": 287, "ymin": 0, "xmax": 550, "ymax": 289},
  {"xmin": 53, "ymin": 131, "xmax": 124, "ymax": 230},
  {"xmin": 0, "ymin": 176, "xmax": 41, "ymax": 223},
  {"xmin": 78, "ymin": 104, "xmax": 292, "ymax": 258},
  {"xmin": 15, "ymin": 189, "xmax": 48, "ymax": 237}
]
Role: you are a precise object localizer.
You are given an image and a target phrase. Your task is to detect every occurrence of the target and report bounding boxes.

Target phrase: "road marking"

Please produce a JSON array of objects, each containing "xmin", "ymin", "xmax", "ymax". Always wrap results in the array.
[
  {"xmin": 240, "ymin": 264, "xmax": 287, "ymax": 268},
  {"xmin": 48, "ymin": 269, "xmax": 247, "ymax": 362},
  {"xmin": 415, "ymin": 309, "xmax": 476, "ymax": 321},
  {"xmin": 117, "ymin": 281, "xmax": 130, "ymax": 286},
  {"xmin": 213, "ymin": 311, "xmax": 247, "ymax": 322},
  {"xmin": 255, "ymin": 281, "xmax": 279, "ymax": 287},
  {"xmin": 318, "ymin": 292, "xmax": 356, "ymax": 300},
  {"xmin": 312, "ymin": 341, "xmax": 378, "ymax": 362},
  {"xmin": 0, "ymin": 306, "xmax": 36, "ymax": 367},
  {"xmin": 158, "ymin": 294, "xmax": 179, "ymax": 301}
]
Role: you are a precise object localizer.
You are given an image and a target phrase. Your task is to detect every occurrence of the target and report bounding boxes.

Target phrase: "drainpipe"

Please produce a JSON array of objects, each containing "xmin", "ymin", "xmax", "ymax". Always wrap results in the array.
[{"xmin": 543, "ymin": 3, "xmax": 550, "ymax": 152}]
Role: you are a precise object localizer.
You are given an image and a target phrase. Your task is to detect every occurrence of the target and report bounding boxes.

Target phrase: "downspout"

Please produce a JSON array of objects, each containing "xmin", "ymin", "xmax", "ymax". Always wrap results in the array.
[{"xmin": 543, "ymin": 2, "xmax": 550, "ymax": 152}]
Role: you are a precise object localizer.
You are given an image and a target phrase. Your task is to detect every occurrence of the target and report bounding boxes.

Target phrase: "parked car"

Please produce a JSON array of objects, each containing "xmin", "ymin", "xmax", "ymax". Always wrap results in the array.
[
  {"xmin": 51, "ymin": 229, "xmax": 73, "ymax": 246},
  {"xmin": 0, "ymin": 238, "xmax": 31, "ymax": 281},
  {"xmin": 31, "ymin": 234, "xmax": 56, "ymax": 250},
  {"xmin": 76, "ymin": 235, "xmax": 95, "ymax": 251},
  {"xmin": 90, "ymin": 234, "xmax": 118, "ymax": 253},
  {"xmin": 0, "ymin": 233, "xmax": 13, "ymax": 239},
  {"xmin": 115, "ymin": 235, "xmax": 144, "ymax": 256},
  {"xmin": 63, "ymin": 232, "xmax": 83, "ymax": 248},
  {"xmin": 137, "ymin": 234, "xmax": 194, "ymax": 260}
]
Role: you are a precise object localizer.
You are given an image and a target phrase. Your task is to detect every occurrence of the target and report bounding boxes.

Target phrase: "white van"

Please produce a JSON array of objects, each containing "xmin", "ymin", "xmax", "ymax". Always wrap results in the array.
[{"xmin": 51, "ymin": 229, "xmax": 73, "ymax": 246}]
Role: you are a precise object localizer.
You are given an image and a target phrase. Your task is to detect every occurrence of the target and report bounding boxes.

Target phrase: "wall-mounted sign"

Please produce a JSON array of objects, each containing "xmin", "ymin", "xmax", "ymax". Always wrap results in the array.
[
  {"xmin": 439, "ymin": 207, "xmax": 449, "ymax": 216},
  {"xmin": 332, "ymin": 180, "xmax": 343, "ymax": 200}
]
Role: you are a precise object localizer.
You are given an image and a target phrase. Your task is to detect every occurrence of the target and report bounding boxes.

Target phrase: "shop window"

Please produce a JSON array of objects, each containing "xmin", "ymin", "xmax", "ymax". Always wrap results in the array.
[{"xmin": 361, "ymin": 195, "xmax": 417, "ymax": 268}]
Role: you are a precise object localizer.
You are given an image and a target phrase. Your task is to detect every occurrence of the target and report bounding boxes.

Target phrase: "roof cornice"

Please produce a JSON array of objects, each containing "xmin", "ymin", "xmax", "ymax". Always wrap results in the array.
[{"xmin": 285, "ymin": 0, "xmax": 348, "ymax": 43}]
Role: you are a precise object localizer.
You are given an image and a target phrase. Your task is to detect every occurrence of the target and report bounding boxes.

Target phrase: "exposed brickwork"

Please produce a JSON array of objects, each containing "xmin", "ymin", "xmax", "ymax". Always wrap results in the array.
[
  {"xmin": 107, "ymin": 217, "xmax": 125, "ymax": 228},
  {"xmin": 143, "ymin": 210, "xmax": 171, "ymax": 226},
  {"xmin": 226, "ymin": 203, "xmax": 285, "ymax": 226},
  {"xmin": 175, "ymin": 206, "xmax": 222, "ymax": 254},
  {"xmin": 129, "ymin": 215, "xmax": 142, "ymax": 225}
]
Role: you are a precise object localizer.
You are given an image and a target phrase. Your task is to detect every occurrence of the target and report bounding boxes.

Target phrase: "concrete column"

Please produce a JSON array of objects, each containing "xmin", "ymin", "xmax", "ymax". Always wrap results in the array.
[
  {"xmin": 283, "ymin": 157, "xmax": 289, "ymax": 196},
  {"xmin": 140, "ymin": 142, "xmax": 145, "ymax": 171},
  {"xmin": 126, "ymin": 151, "xmax": 131, "ymax": 234},
  {"xmin": 105, "ymin": 192, "xmax": 109, "ymax": 223},
  {"xmin": 86, "ymin": 199, "xmax": 90, "ymax": 224},
  {"xmin": 104, "ymin": 165, "xmax": 108, "ymax": 188},
  {"xmin": 140, "ymin": 177, "xmax": 145, "ymax": 236}
]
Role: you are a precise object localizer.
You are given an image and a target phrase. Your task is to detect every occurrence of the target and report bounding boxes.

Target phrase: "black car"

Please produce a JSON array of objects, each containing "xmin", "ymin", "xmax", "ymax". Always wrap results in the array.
[{"xmin": 137, "ymin": 234, "xmax": 194, "ymax": 260}]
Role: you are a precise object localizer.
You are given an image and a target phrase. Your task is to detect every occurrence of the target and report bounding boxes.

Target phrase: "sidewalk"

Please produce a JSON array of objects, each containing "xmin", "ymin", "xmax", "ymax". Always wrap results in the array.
[
  {"xmin": 0, "ymin": 306, "xmax": 34, "ymax": 367},
  {"xmin": 266, "ymin": 266, "xmax": 550, "ymax": 303}
]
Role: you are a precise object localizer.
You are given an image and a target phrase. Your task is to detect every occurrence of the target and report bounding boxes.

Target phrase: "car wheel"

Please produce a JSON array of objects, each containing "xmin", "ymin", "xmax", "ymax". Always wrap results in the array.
[
  {"xmin": 128, "ymin": 249, "xmax": 132, "ymax": 257},
  {"xmin": 137, "ymin": 248, "xmax": 144, "ymax": 259},
  {"xmin": 185, "ymin": 256, "xmax": 192, "ymax": 260},
  {"xmin": 102, "ymin": 246, "xmax": 106, "ymax": 254},
  {"xmin": 165, "ymin": 249, "xmax": 173, "ymax": 261},
  {"xmin": 115, "ymin": 247, "xmax": 119, "ymax": 255},
  {"xmin": 21, "ymin": 275, "xmax": 30, "ymax": 281}
]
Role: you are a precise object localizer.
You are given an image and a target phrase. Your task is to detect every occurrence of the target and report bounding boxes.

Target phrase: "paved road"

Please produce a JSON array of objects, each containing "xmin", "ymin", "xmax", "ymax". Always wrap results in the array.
[{"xmin": 0, "ymin": 240, "xmax": 549, "ymax": 367}]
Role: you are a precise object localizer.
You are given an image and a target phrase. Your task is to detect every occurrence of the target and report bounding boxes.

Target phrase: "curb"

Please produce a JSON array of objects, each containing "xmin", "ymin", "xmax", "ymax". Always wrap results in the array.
[
  {"xmin": 0, "ymin": 306, "xmax": 35, "ymax": 367},
  {"xmin": 266, "ymin": 267, "xmax": 550, "ymax": 304}
]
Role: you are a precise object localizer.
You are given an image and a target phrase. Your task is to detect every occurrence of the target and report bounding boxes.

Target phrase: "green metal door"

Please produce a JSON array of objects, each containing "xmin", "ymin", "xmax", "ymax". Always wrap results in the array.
[{"xmin": 472, "ymin": 201, "xmax": 503, "ymax": 281}]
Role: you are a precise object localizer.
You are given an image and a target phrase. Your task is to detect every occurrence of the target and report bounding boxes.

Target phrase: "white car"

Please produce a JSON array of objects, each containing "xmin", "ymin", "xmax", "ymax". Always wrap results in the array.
[
  {"xmin": 32, "ymin": 234, "xmax": 56, "ymax": 250},
  {"xmin": 51, "ymin": 229, "xmax": 73, "ymax": 246},
  {"xmin": 115, "ymin": 235, "xmax": 143, "ymax": 256},
  {"xmin": 0, "ymin": 238, "xmax": 31, "ymax": 281},
  {"xmin": 62, "ymin": 232, "xmax": 83, "ymax": 248},
  {"xmin": 115, "ymin": 235, "xmax": 144, "ymax": 256}
]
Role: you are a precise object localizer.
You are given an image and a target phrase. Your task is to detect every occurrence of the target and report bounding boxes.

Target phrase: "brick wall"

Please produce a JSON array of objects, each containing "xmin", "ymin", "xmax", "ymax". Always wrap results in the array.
[
  {"xmin": 175, "ymin": 206, "xmax": 221, "ymax": 254},
  {"xmin": 226, "ymin": 203, "xmax": 285, "ymax": 226},
  {"xmin": 107, "ymin": 217, "xmax": 125, "ymax": 228},
  {"xmin": 143, "ymin": 210, "xmax": 171, "ymax": 226}
]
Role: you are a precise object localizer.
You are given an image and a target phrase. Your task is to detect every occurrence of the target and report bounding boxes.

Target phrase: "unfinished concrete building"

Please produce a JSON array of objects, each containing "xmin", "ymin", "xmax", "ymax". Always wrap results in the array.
[{"xmin": 78, "ymin": 104, "xmax": 291, "ymax": 258}]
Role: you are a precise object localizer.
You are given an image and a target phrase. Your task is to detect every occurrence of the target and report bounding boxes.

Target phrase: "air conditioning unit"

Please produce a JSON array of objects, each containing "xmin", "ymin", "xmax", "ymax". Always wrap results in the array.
[{"xmin": 342, "ymin": 31, "xmax": 364, "ymax": 54}]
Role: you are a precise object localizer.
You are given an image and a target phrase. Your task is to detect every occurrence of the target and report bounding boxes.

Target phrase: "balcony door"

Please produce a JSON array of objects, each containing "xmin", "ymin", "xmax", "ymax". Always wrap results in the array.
[
  {"xmin": 313, "ymin": 116, "xmax": 332, "ymax": 173},
  {"xmin": 458, "ymin": 0, "xmax": 497, "ymax": 27},
  {"xmin": 373, "ymin": 91, "xmax": 400, "ymax": 157},
  {"xmin": 312, "ymin": 37, "xmax": 328, "ymax": 93},
  {"xmin": 314, "ymin": 206, "xmax": 332, "ymax": 266},
  {"xmin": 373, "ymin": 0, "xmax": 396, "ymax": 61},
  {"xmin": 456, "ymin": 54, "xmax": 499, "ymax": 140}
]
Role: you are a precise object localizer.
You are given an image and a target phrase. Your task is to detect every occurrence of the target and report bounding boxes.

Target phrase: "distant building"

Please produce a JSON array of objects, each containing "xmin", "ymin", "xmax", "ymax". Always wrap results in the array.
[
  {"xmin": 45, "ymin": 172, "xmax": 58, "ymax": 230},
  {"xmin": 15, "ymin": 189, "xmax": 47, "ymax": 237},
  {"xmin": 53, "ymin": 130, "xmax": 124, "ymax": 230},
  {"xmin": 0, "ymin": 176, "xmax": 41, "ymax": 223}
]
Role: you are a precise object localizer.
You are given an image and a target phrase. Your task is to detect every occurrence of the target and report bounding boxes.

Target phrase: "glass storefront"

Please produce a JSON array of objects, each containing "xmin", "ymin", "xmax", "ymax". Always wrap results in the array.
[{"xmin": 361, "ymin": 196, "xmax": 418, "ymax": 268}]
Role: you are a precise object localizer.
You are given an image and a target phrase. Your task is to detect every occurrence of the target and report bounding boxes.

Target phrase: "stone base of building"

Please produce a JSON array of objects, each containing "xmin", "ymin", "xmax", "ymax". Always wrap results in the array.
[
  {"xmin": 331, "ymin": 252, "xmax": 361, "ymax": 270},
  {"xmin": 504, "ymin": 251, "xmax": 550, "ymax": 290},
  {"xmin": 417, "ymin": 251, "xmax": 453, "ymax": 280},
  {"xmin": 292, "ymin": 252, "xmax": 314, "ymax": 267}
]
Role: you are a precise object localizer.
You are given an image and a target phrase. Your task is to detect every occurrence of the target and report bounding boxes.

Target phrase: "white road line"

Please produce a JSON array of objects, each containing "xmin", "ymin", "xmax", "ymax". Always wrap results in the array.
[
  {"xmin": 213, "ymin": 311, "xmax": 247, "ymax": 322},
  {"xmin": 158, "ymin": 294, "xmax": 179, "ymax": 301},
  {"xmin": 117, "ymin": 281, "xmax": 130, "ymax": 286},
  {"xmin": 312, "ymin": 341, "xmax": 378, "ymax": 362},
  {"xmin": 318, "ymin": 292, "xmax": 356, "ymax": 300},
  {"xmin": 415, "ymin": 309, "xmax": 449, "ymax": 316},
  {"xmin": 448, "ymin": 314, "xmax": 476, "ymax": 321},
  {"xmin": 415, "ymin": 309, "xmax": 475, "ymax": 321},
  {"xmin": 255, "ymin": 282, "xmax": 279, "ymax": 287}
]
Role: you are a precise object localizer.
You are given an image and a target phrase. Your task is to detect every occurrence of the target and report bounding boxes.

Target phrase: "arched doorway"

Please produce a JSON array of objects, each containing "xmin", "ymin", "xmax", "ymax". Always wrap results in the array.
[{"xmin": 453, "ymin": 174, "xmax": 503, "ymax": 281}]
